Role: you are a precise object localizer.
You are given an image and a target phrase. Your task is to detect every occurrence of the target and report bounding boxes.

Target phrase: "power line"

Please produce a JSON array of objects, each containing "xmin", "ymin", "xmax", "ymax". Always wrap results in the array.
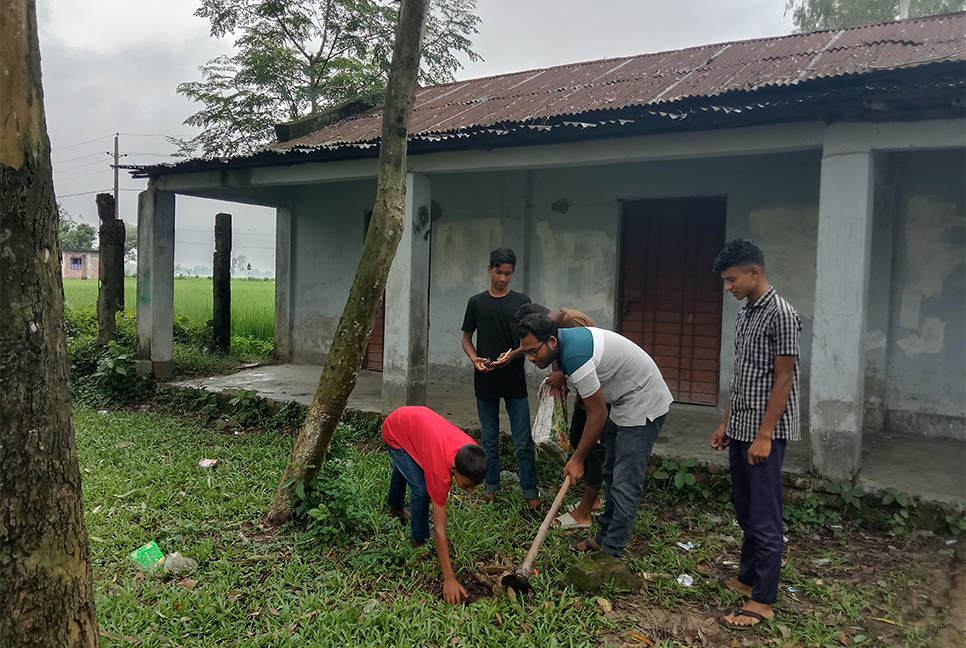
[
  {"xmin": 53, "ymin": 151, "xmax": 105, "ymax": 164},
  {"xmin": 55, "ymin": 158, "xmax": 108, "ymax": 174},
  {"xmin": 51, "ymin": 134, "xmax": 113, "ymax": 153},
  {"xmin": 118, "ymin": 133, "xmax": 176, "ymax": 138},
  {"xmin": 58, "ymin": 188, "xmax": 140, "ymax": 198},
  {"xmin": 57, "ymin": 168, "xmax": 111, "ymax": 181},
  {"xmin": 57, "ymin": 189, "xmax": 112, "ymax": 198}
]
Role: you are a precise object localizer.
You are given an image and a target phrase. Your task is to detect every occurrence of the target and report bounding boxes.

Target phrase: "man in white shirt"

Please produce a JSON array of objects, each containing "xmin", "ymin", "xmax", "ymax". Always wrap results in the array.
[{"xmin": 517, "ymin": 314, "xmax": 673, "ymax": 558}]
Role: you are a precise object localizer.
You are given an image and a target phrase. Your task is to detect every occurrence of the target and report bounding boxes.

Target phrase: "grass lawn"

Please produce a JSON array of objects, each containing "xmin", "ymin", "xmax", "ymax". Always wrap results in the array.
[
  {"xmin": 78, "ymin": 406, "xmax": 959, "ymax": 647},
  {"xmin": 63, "ymin": 277, "xmax": 275, "ymax": 340}
]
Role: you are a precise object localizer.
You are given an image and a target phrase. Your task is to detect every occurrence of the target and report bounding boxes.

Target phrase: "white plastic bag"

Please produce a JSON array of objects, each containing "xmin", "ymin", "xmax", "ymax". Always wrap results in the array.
[{"xmin": 532, "ymin": 382, "xmax": 572, "ymax": 466}]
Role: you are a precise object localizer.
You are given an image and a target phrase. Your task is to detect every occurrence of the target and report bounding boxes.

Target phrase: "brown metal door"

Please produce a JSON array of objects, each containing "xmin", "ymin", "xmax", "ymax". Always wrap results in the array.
[
  {"xmin": 618, "ymin": 198, "xmax": 726, "ymax": 405},
  {"xmin": 363, "ymin": 296, "xmax": 385, "ymax": 371},
  {"xmin": 362, "ymin": 209, "xmax": 385, "ymax": 371}
]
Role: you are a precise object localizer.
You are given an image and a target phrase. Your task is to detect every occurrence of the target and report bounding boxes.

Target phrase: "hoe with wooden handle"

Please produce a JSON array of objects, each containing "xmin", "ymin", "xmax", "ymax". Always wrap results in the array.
[{"xmin": 502, "ymin": 475, "xmax": 572, "ymax": 594}]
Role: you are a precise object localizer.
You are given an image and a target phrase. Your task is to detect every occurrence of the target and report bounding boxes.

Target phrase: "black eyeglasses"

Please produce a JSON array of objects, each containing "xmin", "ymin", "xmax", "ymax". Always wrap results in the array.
[{"xmin": 523, "ymin": 342, "xmax": 546, "ymax": 359}]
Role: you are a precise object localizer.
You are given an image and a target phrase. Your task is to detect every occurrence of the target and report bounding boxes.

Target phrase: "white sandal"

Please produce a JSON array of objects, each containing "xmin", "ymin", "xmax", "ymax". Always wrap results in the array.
[{"xmin": 555, "ymin": 511, "xmax": 591, "ymax": 529}]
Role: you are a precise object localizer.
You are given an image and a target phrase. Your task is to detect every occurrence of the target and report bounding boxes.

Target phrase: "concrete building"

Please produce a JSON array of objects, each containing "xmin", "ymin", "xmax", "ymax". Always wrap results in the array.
[
  {"xmin": 132, "ymin": 14, "xmax": 965, "ymax": 481},
  {"xmin": 61, "ymin": 249, "xmax": 99, "ymax": 281}
]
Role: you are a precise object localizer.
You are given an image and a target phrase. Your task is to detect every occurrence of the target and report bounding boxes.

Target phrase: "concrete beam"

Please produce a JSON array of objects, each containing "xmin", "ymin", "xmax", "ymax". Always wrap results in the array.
[
  {"xmin": 809, "ymin": 147, "xmax": 875, "ymax": 481},
  {"xmin": 381, "ymin": 173, "xmax": 432, "ymax": 413},
  {"xmin": 147, "ymin": 119, "xmax": 965, "ymax": 194},
  {"xmin": 135, "ymin": 185, "xmax": 176, "ymax": 378}
]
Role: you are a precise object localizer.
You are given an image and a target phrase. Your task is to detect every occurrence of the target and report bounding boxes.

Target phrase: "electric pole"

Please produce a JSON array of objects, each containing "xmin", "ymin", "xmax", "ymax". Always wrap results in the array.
[
  {"xmin": 107, "ymin": 133, "xmax": 126, "ymax": 220},
  {"xmin": 113, "ymin": 133, "xmax": 119, "ymax": 218}
]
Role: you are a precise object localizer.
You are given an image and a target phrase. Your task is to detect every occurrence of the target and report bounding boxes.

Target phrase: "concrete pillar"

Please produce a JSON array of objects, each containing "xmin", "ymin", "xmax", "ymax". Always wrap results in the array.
[
  {"xmin": 809, "ymin": 143, "xmax": 875, "ymax": 480},
  {"xmin": 135, "ymin": 185, "xmax": 175, "ymax": 378},
  {"xmin": 274, "ymin": 206, "xmax": 295, "ymax": 361},
  {"xmin": 213, "ymin": 213, "xmax": 232, "ymax": 353},
  {"xmin": 382, "ymin": 173, "xmax": 432, "ymax": 413}
]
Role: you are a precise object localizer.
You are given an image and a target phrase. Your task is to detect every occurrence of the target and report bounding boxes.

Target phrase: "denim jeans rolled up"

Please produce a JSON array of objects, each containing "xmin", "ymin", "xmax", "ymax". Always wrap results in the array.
[
  {"xmin": 477, "ymin": 396, "xmax": 538, "ymax": 500},
  {"xmin": 385, "ymin": 445, "xmax": 431, "ymax": 542},
  {"xmin": 594, "ymin": 414, "xmax": 665, "ymax": 558}
]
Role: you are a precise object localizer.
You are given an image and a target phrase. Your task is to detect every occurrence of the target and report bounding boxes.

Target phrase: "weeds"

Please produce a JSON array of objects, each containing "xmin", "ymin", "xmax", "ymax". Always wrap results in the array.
[
  {"xmin": 881, "ymin": 487, "xmax": 913, "ymax": 535},
  {"xmin": 826, "ymin": 479, "xmax": 865, "ymax": 513},
  {"xmin": 784, "ymin": 490, "xmax": 842, "ymax": 529},
  {"xmin": 228, "ymin": 388, "xmax": 267, "ymax": 426}
]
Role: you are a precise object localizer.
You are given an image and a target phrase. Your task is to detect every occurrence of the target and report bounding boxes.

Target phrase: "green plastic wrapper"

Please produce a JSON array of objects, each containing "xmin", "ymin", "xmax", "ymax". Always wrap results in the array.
[{"xmin": 128, "ymin": 541, "xmax": 165, "ymax": 571}]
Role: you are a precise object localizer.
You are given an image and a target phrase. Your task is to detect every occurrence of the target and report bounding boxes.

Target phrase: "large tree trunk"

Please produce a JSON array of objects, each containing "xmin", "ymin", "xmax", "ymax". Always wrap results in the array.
[
  {"xmin": 264, "ymin": 0, "xmax": 431, "ymax": 525},
  {"xmin": 0, "ymin": 1, "xmax": 101, "ymax": 646}
]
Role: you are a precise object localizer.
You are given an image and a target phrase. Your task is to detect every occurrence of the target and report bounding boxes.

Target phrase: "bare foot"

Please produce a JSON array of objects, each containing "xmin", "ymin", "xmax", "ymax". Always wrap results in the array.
[
  {"xmin": 721, "ymin": 578, "xmax": 753, "ymax": 598},
  {"xmin": 474, "ymin": 493, "xmax": 495, "ymax": 509},
  {"xmin": 388, "ymin": 506, "xmax": 410, "ymax": 522},
  {"xmin": 412, "ymin": 539, "xmax": 426, "ymax": 548},
  {"xmin": 525, "ymin": 498, "xmax": 550, "ymax": 515},
  {"xmin": 722, "ymin": 600, "xmax": 773, "ymax": 628}
]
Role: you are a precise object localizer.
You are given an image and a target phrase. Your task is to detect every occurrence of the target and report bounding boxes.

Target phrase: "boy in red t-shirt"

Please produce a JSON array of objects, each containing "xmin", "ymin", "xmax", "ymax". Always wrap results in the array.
[{"xmin": 382, "ymin": 406, "xmax": 487, "ymax": 604}]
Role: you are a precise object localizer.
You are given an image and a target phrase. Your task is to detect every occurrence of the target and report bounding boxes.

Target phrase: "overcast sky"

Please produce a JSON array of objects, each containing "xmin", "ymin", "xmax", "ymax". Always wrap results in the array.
[{"xmin": 39, "ymin": 0, "xmax": 794, "ymax": 273}]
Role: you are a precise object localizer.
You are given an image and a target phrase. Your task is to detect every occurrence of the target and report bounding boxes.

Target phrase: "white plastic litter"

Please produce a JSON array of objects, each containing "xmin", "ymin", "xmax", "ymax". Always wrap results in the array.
[
  {"xmin": 163, "ymin": 552, "xmax": 198, "ymax": 575},
  {"xmin": 500, "ymin": 470, "xmax": 520, "ymax": 486},
  {"xmin": 676, "ymin": 574, "xmax": 694, "ymax": 587},
  {"xmin": 676, "ymin": 541, "xmax": 696, "ymax": 552},
  {"xmin": 813, "ymin": 558, "xmax": 831, "ymax": 566}
]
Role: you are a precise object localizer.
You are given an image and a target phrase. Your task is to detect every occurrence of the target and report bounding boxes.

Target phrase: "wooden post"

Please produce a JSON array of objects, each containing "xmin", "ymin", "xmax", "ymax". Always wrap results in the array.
[
  {"xmin": 96, "ymin": 193, "xmax": 125, "ymax": 344},
  {"xmin": 213, "ymin": 213, "xmax": 232, "ymax": 353}
]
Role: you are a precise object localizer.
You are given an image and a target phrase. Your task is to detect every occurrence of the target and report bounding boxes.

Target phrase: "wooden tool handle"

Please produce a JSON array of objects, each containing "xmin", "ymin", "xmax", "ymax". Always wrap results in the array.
[{"xmin": 519, "ymin": 475, "xmax": 572, "ymax": 572}]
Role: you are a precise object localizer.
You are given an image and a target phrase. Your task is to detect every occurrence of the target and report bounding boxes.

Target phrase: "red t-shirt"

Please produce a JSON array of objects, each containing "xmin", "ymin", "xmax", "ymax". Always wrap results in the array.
[{"xmin": 381, "ymin": 406, "xmax": 476, "ymax": 506}]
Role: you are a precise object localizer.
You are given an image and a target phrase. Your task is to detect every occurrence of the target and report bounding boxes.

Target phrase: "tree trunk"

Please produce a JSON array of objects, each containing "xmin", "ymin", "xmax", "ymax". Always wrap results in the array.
[
  {"xmin": 264, "ymin": 0, "xmax": 432, "ymax": 526},
  {"xmin": 0, "ymin": 1, "xmax": 101, "ymax": 646}
]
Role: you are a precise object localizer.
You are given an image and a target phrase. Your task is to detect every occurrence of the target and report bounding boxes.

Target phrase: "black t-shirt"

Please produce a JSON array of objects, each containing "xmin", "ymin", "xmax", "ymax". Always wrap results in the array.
[{"xmin": 462, "ymin": 290, "xmax": 531, "ymax": 400}]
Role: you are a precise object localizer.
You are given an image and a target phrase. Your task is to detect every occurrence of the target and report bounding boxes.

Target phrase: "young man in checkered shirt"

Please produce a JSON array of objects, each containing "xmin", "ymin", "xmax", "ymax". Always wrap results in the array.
[{"xmin": 710, "ymin": 239, "xmax": 801, "ymax": 629}]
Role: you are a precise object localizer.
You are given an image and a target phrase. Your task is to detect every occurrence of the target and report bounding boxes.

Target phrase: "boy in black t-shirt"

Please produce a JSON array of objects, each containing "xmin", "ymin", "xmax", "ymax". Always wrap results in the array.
[{"xmin": 461, "ymin": 248, "xmax": 543, "ymax": 512}]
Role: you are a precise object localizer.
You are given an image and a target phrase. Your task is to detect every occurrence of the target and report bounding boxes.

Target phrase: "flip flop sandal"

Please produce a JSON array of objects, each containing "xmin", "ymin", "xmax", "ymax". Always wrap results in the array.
[
  {"xmin": 569, "ymin": 536, "xmax": 601, "ymax": 553},
  {"xmin": 722, "ymin": 608, "xmax": 770, "ymax": 630},
  {"xmin": 555, "ymin": 511, "xmax": 591, "ymax": 530},
  {"xmin": 565, "ymin": 503, "xmax": 604, "ymax": 517}
]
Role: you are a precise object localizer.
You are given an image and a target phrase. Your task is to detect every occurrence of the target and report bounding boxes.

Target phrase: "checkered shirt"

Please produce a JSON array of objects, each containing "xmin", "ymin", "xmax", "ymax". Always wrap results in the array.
[{"xmin": 726, "ymin": 287, "xmax": 802, "ymax": 442}]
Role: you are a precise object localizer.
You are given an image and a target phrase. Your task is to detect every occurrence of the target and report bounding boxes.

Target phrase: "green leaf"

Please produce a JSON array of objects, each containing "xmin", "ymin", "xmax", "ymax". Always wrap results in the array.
[
  {"xmin": 673, "ymin": 472, "xmax": 686, "ymax": 489},
  {"xmin": 653, "ymin": 470, "xmax": 669, "ymax": 480},
  {"xmin": 295, "ymin": 481, "xmax": 306, "ymax": 500},
  {"xmin": 882, "ymin": 494, "xmax": 894, "ymax": 505}
]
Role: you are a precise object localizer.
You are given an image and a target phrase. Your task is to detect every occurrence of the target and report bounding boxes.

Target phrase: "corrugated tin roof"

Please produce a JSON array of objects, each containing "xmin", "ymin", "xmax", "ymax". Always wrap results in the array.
[
  {"xmin": 272, "ymin": 12, "xmax": 965, "ymax": 152},
  {"xmin": 132, "ymin": 13, "xmax": 965, "ymax": 177}
]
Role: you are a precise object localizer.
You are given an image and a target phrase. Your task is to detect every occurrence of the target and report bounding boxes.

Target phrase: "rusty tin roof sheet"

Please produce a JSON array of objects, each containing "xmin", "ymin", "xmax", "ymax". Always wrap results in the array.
[{"xmin": 271, "ymin": 12, "xmax": 964, "ymax": 152}]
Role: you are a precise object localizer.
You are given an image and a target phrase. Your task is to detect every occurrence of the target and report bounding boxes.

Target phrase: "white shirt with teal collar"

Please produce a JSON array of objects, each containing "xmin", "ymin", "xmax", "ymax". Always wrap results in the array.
[{"xmin": 557, "ymin": 327, "xmax": 673, "ymax": 427}]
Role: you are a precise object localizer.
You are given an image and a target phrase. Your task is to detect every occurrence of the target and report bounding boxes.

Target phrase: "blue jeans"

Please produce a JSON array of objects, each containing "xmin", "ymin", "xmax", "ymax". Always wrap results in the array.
[
  {"xmin": 730, "ymin": 438, "xmax": 786, "ymax": 605},
  {"xmin": 385, "ymin": 446, "xmax": 431, "ymax": 542},
  {"xmin": 477, "ymin": 397, "xmax": 538, "ymax": 500},
  {"xmin": 594, "ymin": 415, "xmax": 665, "ymax": 558}
]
